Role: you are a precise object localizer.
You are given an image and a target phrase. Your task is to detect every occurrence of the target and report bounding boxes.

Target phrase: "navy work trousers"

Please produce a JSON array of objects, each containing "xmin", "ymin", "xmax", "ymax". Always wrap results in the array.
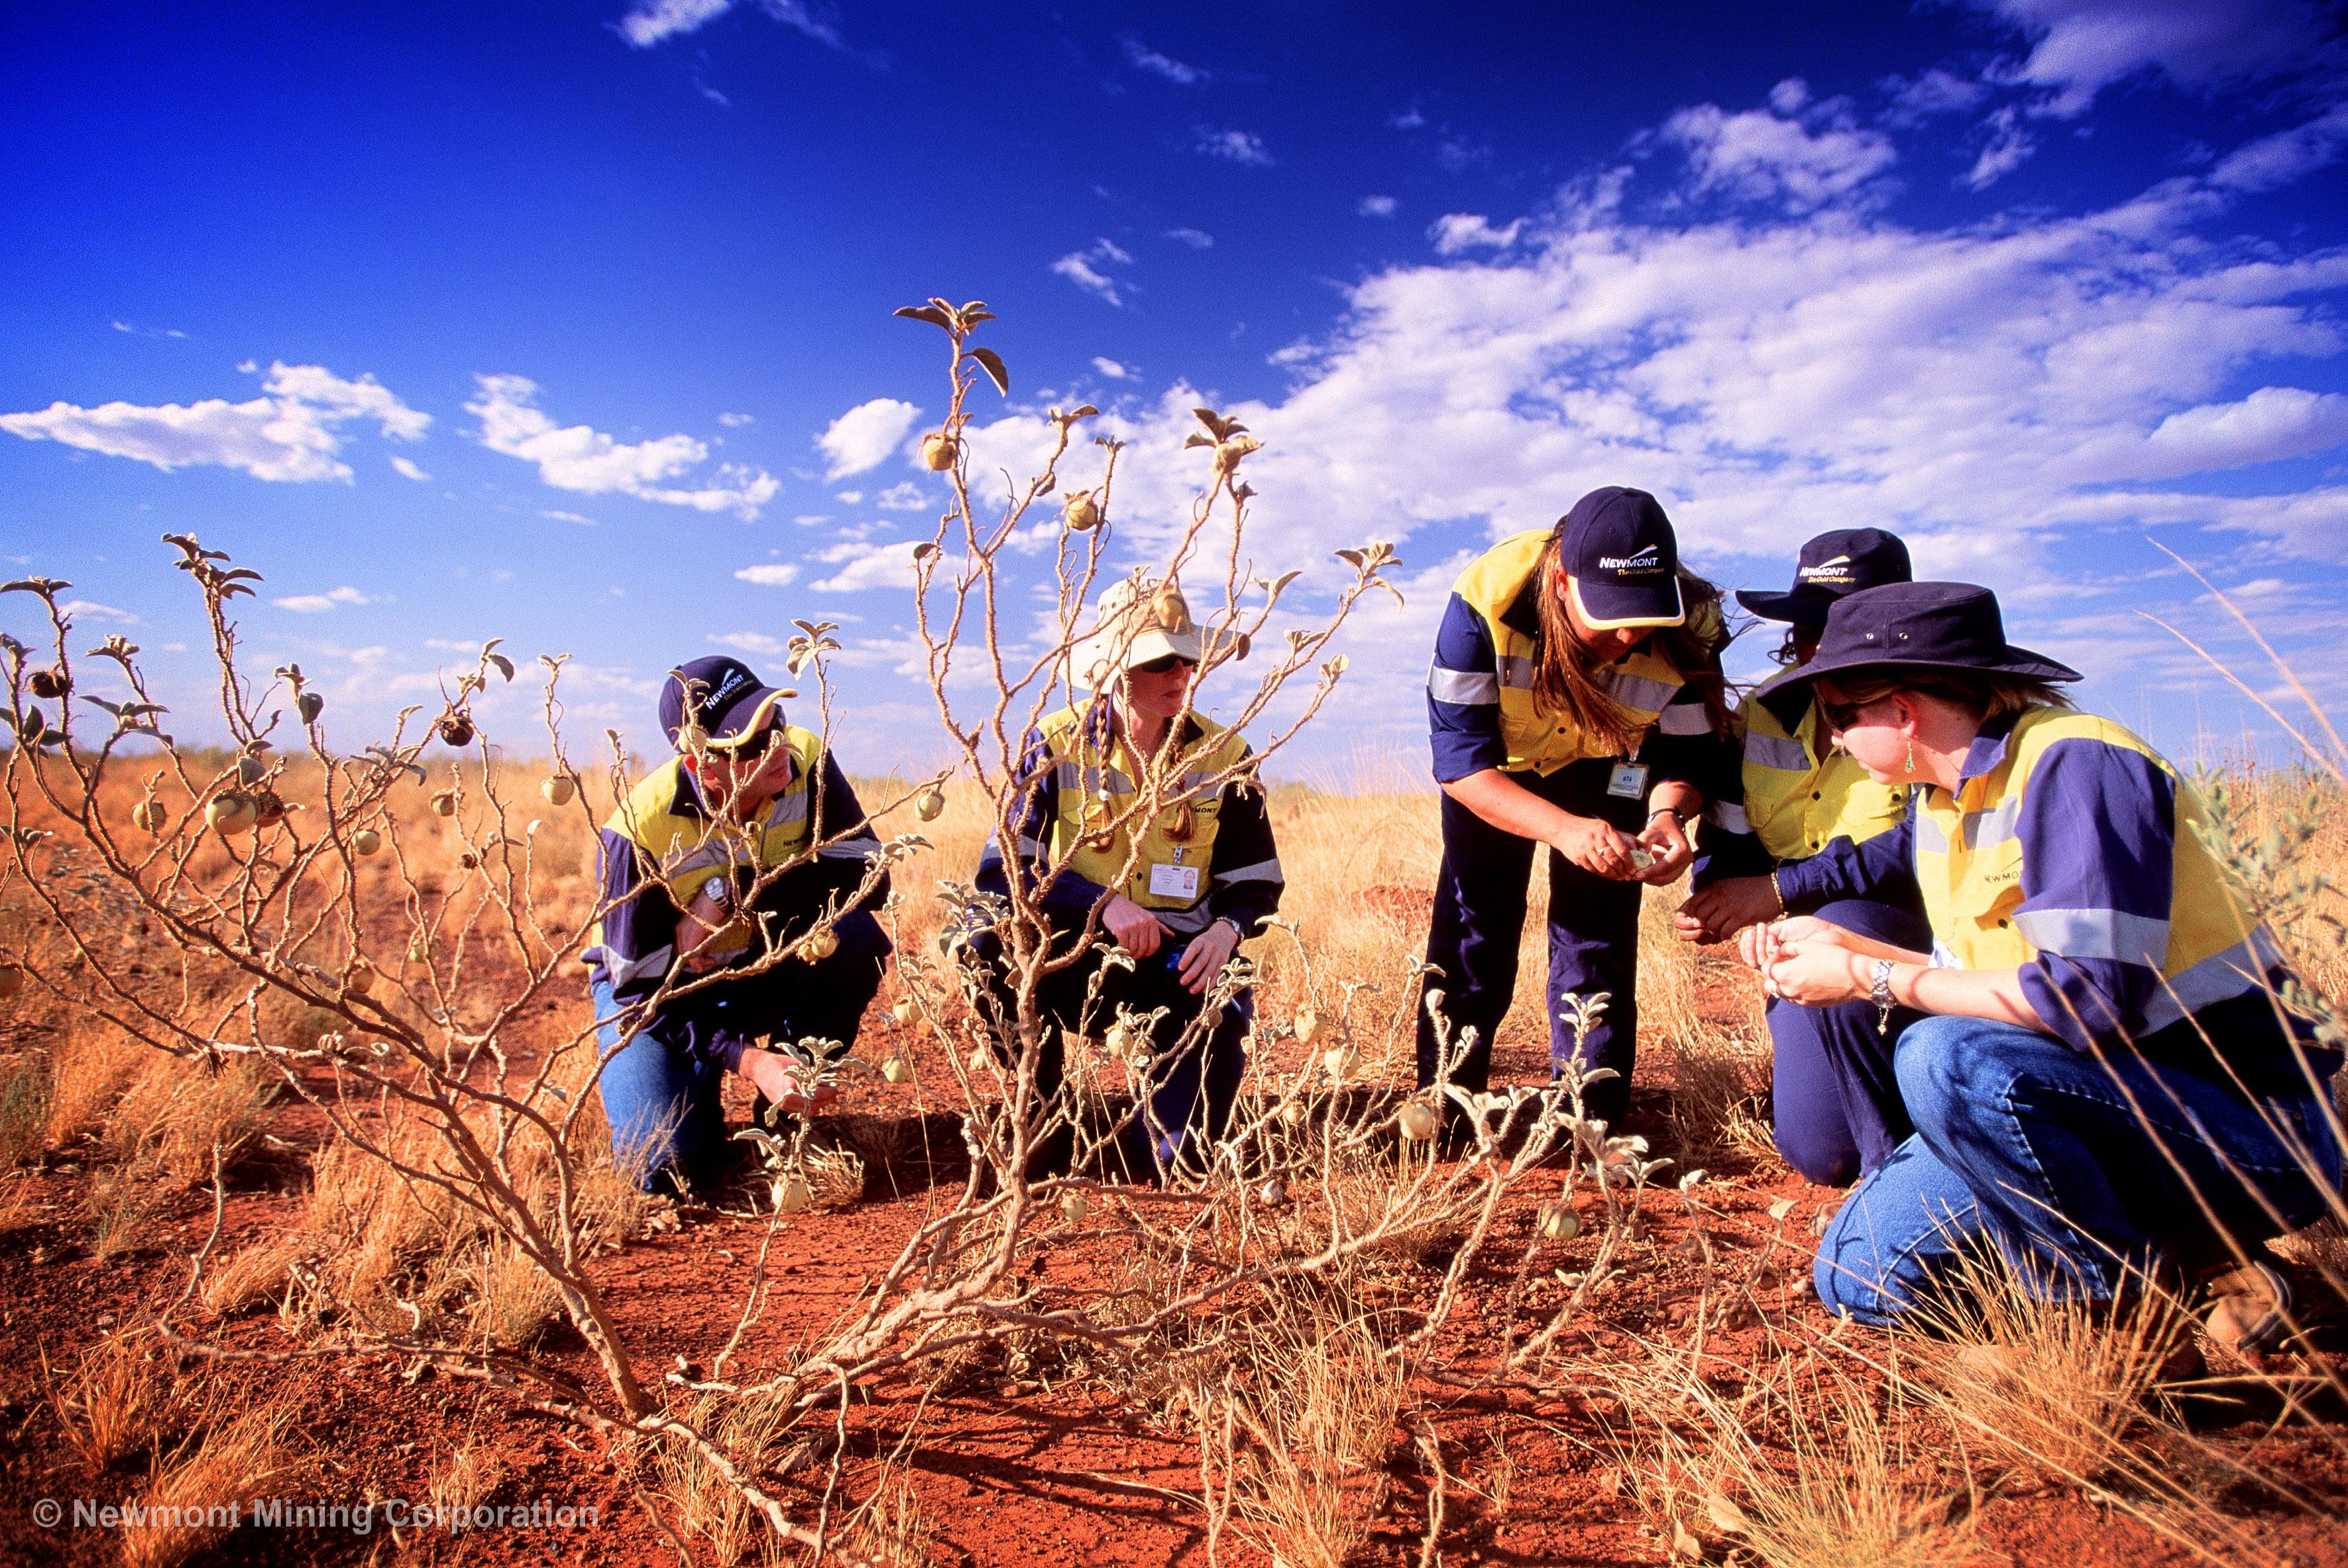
[
  {"xmin": 1417, "ymin": 759, "xmax": 1649, "ymax": 1125},
  {"xmin": 973, "ymin": 926, "xmax": 1250, "ymax": 1180},
  {"xmin": 1765, "ymin": 887, "xmax": 1932, "ymax": 1187}
]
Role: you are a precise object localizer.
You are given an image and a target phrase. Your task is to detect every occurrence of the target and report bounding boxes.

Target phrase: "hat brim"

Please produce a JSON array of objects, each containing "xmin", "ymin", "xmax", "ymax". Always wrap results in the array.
[
  {"xmin": 701, "ymin": 685, "xmax": 795, "ymax": 749},
  {"xmin": 1756, "ymin": 642, "xmax": 2084, "ymax": 704},
  {"xmin": 1567, "ymin": 573, "xmax": 1686, "ymax": 633},
  {"xmin": 1734, "ymin": 587, "xmax": 1839, "ymax": 626},
  {"xmin": 1074, "ymin": 625, "xmax": 1208, "ymax": 691}
]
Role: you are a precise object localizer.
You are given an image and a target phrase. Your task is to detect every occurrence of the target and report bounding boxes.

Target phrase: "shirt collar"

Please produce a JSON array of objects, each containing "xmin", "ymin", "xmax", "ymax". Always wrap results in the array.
[{"xmin": 1957, "ymin": 708, "xmax": 2025, "ymax": 785}]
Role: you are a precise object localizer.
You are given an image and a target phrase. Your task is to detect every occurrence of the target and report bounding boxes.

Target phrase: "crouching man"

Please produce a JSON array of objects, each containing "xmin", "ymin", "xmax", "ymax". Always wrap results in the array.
[{"xmin": 585, "ymin": 656, "xmax": 891, "ymax": 1195}]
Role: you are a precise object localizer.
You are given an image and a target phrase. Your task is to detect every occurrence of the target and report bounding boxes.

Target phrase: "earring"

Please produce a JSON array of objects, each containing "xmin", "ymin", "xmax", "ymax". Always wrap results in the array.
[{"xmin": 1903, "ymin": 738, "xmax": 1916, "ymax": 775}]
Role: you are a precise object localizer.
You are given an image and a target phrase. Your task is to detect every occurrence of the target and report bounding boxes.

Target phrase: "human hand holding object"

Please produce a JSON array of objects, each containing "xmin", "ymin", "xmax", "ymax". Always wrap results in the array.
[
  {"xmin": 1102, "ymin": 892, "xmax": 1170, "ymax": 957},
  {"xmin": 737, "ymin": 1047, "xmax": 838, "ymax": 1116},
  {"xmin": 1174, "ymin": 920, "xmax": 1240, "ymax": 996},
  {"xmin": 1633, "ymin": 811, "xmax": 1693, "ymax": 884},
  {"xmin": 1550, "ymin": 814, "xmax": 1640, "ymax": 880},
  {"xmin": 1676, "ymin": 875, "xmax": 1781, "ymax": 944}
]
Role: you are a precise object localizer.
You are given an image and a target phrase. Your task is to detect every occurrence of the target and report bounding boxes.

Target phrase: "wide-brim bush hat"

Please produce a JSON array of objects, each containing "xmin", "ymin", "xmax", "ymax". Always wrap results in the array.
[
  {"xmin": 660, "ymin": 655, "xmax": 796, "ymax": 750},
  {"xmin": 1558, "ymin": 486, "xmax": 1687, "ymax": 632},
  {"xmin": 1736, "ymin": 528, "xmax": 1912, "ymax": 626},
  {"xmin": 1756, "ymin": 582, "xmax": 2082, "ymax": 702},
  {"xmin": 1074, "ymin": 576, "xmax": 1210, "ymax": 691}
]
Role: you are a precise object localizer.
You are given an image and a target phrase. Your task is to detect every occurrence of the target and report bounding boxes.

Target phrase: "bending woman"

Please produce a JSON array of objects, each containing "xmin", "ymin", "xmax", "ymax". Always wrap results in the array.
[
  {"xmin": 1748, "ymin": 582, "xmax": 2342, "ymax": 1349},
  {"xmin": 1677, "ymin": 528, "xmax": 1925, "ymax": 1186},
  {"xmin": 1421, "ymin": 486, "xmax": 1733, "ymax": 1127}
]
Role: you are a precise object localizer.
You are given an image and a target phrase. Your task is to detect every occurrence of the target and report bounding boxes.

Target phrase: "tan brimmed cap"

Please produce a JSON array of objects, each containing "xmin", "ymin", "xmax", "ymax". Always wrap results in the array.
[{"xmin": 1074, "ymin": 577, "xmax": 1209, "ymax": 691}]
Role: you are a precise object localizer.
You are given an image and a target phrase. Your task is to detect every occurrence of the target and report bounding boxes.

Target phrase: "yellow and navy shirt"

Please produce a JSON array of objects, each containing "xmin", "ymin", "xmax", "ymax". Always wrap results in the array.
[
  {"xmin": 585, "ymin": 738, "xmax": 885, "ymax": 1066},
  {"xmin": 1777, "ymin": 706, "xmax": 2332, "ymax": 1084},
  {"xmin": 1426, "ymin": 530, "xmax": 1726, "ymax": 785},
  {"xmin": 976, "ymin": 703, "xmax": 1284, "ymax": 940},
  {"xmin": 1691, "ymin": 689, "xmax": 1911, "ymax": 887}
]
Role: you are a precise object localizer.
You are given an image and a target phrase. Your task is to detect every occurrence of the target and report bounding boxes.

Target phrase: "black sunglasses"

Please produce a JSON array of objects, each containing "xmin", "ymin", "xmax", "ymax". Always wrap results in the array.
[
  {"xmin": 1131, "ymin": 654, "xmax": 1198, "ymax": 676},
  {"xmin": 713, "ymin": 722, "xmax": 779, "ymax": 759}
]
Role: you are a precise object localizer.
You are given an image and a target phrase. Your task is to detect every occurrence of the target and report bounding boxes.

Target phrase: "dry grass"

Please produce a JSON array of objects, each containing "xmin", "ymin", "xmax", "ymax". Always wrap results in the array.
[
  {"xmin": 0, "ymin": 1050, "xmax": 51, "ymax": 1166},
  {"xmin": 44, "ymin": 1019, "xmax": 146, "ymax": 1148},
  {"xmin": 103, "ymin": 1053, "xmax": 277, "ymax": 1185},
  {"xmin": 199, "ymin": 1230, "xmax": 313, "ymax": 1317},
  {"xmin": 119, "ymin": 1402, "xmax": 297, "ymax": 1568},
  {"xmin": 842, "ymin": 1474, "xmax": 939, "ymax": 1568},
  {"xmin": 656, "ymin": 1384, "xmax": 805, "ymax": 1565},
  {"xmin": 87, "ymin": 1150, "xmax": 178, "ymax": 1260},
  {"xmin": 469, "ymin": 1239, "xmax": 567, "ymax": 1349},
  {"xmin": 56, "ymin": 1331, "xmax": 185, "ymax": 1470},
  {"xmin": 429, "ymin": 1438, "xmax": 507, "ymax": 1518}
]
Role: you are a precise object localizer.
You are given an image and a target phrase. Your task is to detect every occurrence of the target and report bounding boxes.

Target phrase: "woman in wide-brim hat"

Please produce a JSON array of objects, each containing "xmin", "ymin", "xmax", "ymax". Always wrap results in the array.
[
  {"xmin": 1420, "ymin": 486, "xmax": 1736, "ymax": 1128},
  {"xmin": 1746, "ymin": 581, "xmax": 2342, "ymax": 1351},
  {"xmin": 968, "ymin": 576, "xmax": 1282, "ymax": 1179},
  {"xmin": 1673, "ymin": 528, "xmax": 1930, "ymax": 1186}
]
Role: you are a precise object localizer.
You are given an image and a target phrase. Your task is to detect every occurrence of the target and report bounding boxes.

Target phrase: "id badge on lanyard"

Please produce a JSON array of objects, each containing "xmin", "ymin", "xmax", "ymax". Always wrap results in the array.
[{"xmin": 1606, "ymin": 761, "xmax": 1649, "ymax": 799}]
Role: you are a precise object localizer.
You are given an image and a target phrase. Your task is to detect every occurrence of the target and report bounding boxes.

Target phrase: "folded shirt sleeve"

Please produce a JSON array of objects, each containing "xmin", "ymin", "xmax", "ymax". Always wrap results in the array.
[
  {"xmin": 2009, "ymin": 738, "xmax": 2177, "ymax": 1052},
  {"xmin": 1204, "ymin": 764, "xmax": 1284, "ymax": 934},
  {"xmin": 1426, "ymin": 592, "xmax": 1506, "ymax": 784},
  {"xmin": 1771, "ymin": 801, "xmax": 1916, "ymax": 913}
]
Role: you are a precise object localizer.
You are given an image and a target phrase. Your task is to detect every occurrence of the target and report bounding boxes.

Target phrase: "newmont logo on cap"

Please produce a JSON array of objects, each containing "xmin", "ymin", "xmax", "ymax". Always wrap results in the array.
[
  {"xmin": 1558, "ymin": 486, "xmax": 1686, "ymax": 631},
  {"xmin": 1737, "ymin": 529, "xmax": 1913, "ymax": 626}
]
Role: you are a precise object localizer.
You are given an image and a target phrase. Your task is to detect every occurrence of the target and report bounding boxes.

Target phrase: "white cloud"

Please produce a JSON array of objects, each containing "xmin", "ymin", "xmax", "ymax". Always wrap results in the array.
[
  {"xmin": 2140, "ymin": 388, "xmax": 2348, "ymax": 475},
  {"xmin": 390, "ymin": 455, "xmax": 431, "ymax": 481},
  {"xmin": 710, "ymin": 631, "xmax": 786, "ymax": 655},
  {"xmin": 1164, "ymin": 227, "xmax": 1214, "ymax": 249},
  {"xmin": 1052, "ymin": 239, "xmax": 1135, "ymax": 306},
  {"xmin": 56, "ymin": 599, "xmax": 139, "ymax": 624},
  {"xmin": 1196, "ymin": 128, "xmax": 1273, "ymax": 166},
  {"xmin": 809, "ymin": 539, "xmax": 922, "ymax": 593},
  {"xmin": 466, "ymin": 374, "xmax": 778, "ymax": 518},
  {"xmin": 816, "ymin": 398, "xmax": 922, "ymax": 480},
  {"xmin": 620, "ymin": 0, "xmax": 846, "ymax": 50},
  {"xmin": 2209, "ymin": 102, "xmax": 2348, "ymax": 192},
  {"xmin": 1091, "ymin": 357, "xmax": 1133, "ymax": 380},
  {"xmin": 873, "ymin": 481, "xmax": 932, "ymax": 510},
  {"xmin": 1122, "ymin": 36, "xmax": 1205, "ymax": 84},
  {"xmin": 1429, "ymin": 213, "xmax": 1523, "ymax": 254},
  {"xmin": 274, "ymin": 586, "xmax": 373, "ymax": 614},
  {"xmin": 1661, "ymin": 94, "xmax": 1898, "ymax": 211},
  {"xmin": 734, "ymin": 563, "xmax": 800, "ymax": 587},
  {"xmin": 1881, "ymin": 68, "xmax": 1989, "ymax": 123},
  {"xmin": 1974, "ymin": 0, "xmax": 2337, "ymax": 117},
  {"xmin": 1358, "ymin": 195, "xmax": 1398, "ymax": 218},
  {"xmin": 1965, "ymin": 105, "xmax": 2037, "ymax": 188},
  {"xmin": 834, "ymin": 490, "xmax": 862, "ymax": 504},
  {"xmin": 0, "ymin": 361, "xmax": 429, "ymax": 483},
  {"xmin": 541, "ymin": 508, "xmax": 597, "ymax": 526}
]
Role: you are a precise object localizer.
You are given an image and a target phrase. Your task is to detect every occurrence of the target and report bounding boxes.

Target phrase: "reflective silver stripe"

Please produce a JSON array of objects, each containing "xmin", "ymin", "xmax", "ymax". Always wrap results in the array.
[
  {"xmin": 1013, "ymin": 833, "xmax": 1044, "ymax": 856},
  {"xmin": 1915, "ymin": 811, "xmax": 1952, "ymax": 854},
  {"xmin": 1655, "ymin": 703, "xmax": 1711, "ymax": 736},
  {"xmin": 767, "ymin": 790, "xmax": 810, "ymax": 826},
  {"xmin": 1157, "ymin": 903, "xmax": 1217, "ymax": 935},
  {"xmin": 663, "ymin": 840, "xmax": 738, "ymax": 879},
  {"xmin": 2135, "ymin": 929, "xmax": 2284, "ymax": 1033},
  {"xmin": 1496, "ymin": 654, "xmax": 1536, "ymax": 690},
  {"xmin": 2013, "ymin": 907, "xmax": 2171, "ymax": 966},
  {"xmin": 1054, "ymin": 760, "xmax": 1137, "ymax": 794},
  {"xmin": 1962, "ymin": 799, "xmax": 2022, "ymax": 851},
  {"xmin": 601, "ymin": 944, "xmax": 673, "ymax": 987},
  {"xmin": 1211, "ymin": 856, "xmax": 1284, "ymax": 886},
  {"xmin": 1427, "ymin": 664, "xmax": 1500, "ymax": 705},
  {"xmin": 816, "ymin": 833, "xmax": 881, "ymax": 861},
  {"xmin": 1929, "ymin": 938, "xmax": 1957, "ymax": 968},
  {"xmin": 1595, "ymin": 669, "xmax": 1677, "ymax": 713},
  {"xmin": 1705, "ymin": 800, "xmax": 1751, "ymax": 835},
  {"xmin": 1744, "ymin": 732, "xmax": 1811, "ymax": 772}
]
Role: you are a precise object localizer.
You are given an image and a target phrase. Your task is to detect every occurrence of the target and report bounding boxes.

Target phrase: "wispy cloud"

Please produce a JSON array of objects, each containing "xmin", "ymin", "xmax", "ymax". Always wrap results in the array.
[
  {"xmin": 110, "ymin": 319, "xmax": 186, "ymax": 339},
  {"xmin": 467, "ymin": 375, "xmax": 777, "ymax": 518},
  {"xmin": 1092, "ymin": 357, "xmax": 1133, "ymax": 380},
  {"xmin": 617, "ymin": 0, "xmax": 731, "ymax": 46},
  {"xmin": 274, "ymin": 586, "xmax": 374, "ymax": 614},
  {"xmin": 1194, "ymin": 127, "xmax": 1273, "ymax": 166},
  {"xmin": 734, "ymin": 563, "xmax": 799, "ymax": 587},
  {"xmin": 1428, "ymin": 213, "xmax": 1522, "ymax": 254},
  {"xmin": 1358, "ymin": 194, "xmax": 1398, "ymax": 218},
  {"xmin": 1121, "ymin": 35, "xmax": 1206, "ymax": 85},
  {"xmin": 1164, "ymin": 226, "xmax": 1213, "ymax": 249},
  {"xmin": 1965, "ymin": 105, "xmax": 2035, "ymax": 188},
  {"xmin": 710, "ymin": 630, "xmax": 786, "ymax": 654},
  {"xmin": 57, "ymin": 599, "xmax": 139, "ymax": 624},
  {"xmin": 809, "ymin": 538, "xmax": 921, "ymax": 592},
  {"xmin": 0, "ymin": 361, "xmax": 427, "ymax": 483},
  {"xmin": 1973, "ymin": 0, "xmax": 2338, "ymax": 117},
  {"xmin": 1660, "ymin": 84, "xmax": 1898, "ymax": 210},
  {"xmin": 541, "ymin": 508, "xmax": 597, "ymax": 526},
  {"xmin": 873, "ymin": 481, "xmax": 932, "ymax": 510},
  {"xmin": 1051, "ymin": 239, "xmax": 1135, "ymax": 306},
  {"xmin": 390, "ymin": 455, "xmax": 431, "ymax": 481},
  {"xmin": 816, "ymin": 398, "xmax": 921, "ymax": 480},
  {"xmin": 716, "ymin": 410, "xmax": 755, "ymax": 427}
]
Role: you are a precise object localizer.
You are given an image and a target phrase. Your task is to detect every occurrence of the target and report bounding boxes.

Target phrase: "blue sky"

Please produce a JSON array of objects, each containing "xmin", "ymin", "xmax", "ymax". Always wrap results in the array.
[{"xmin": 7, "ymin": 0, "xmax": 2348, "ymax": 779}]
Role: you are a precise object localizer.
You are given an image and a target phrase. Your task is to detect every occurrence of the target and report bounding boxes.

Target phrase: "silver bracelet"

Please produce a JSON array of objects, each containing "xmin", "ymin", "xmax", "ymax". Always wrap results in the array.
[{"xmin": 1871, "ymin": 958, "xmax": 1897, "ymax": 1037}]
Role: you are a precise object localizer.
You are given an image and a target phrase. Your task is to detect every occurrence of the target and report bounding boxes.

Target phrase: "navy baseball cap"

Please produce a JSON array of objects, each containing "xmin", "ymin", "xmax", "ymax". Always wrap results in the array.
[
  {"xmin": 659, "ymin": 656, "xmax": 794, "ymax": 750},
  {"xmin": 1737, "ymin": 528, "xmax": 1912, "ymax": 626},
  {"xmin": 1557, "ymin": 486, "xmax": 1685, "ymax": 632},
  {"xmin": 1756, "ymin": 582, "xmax": 2082, "ymax": 704}
]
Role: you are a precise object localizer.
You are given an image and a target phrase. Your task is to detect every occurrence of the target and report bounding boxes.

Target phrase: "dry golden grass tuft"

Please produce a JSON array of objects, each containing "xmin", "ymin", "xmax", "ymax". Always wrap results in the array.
[
  {"xmin": 0, "ymin": 1050, "xmax": 52, "ymax": 1167},
  {"xmin": 656, "ymin": 1384, "xmax": 805, "ymax": 1565},
  {"xmin": 842, "ymin": 1473, "xmax": 940, "ymax": 1568},
  {"xmin": 429, "ymin": 1439, "xmax": 507, "ymax": 1519},
  {"xmin": 103, "ymin": 1053, "xmax": 277, "ymax": 1186},
  {"xmin": 56, "ymin": 1331, "xmax": 186, "ymax": 1471},
  {"xmin": 87, "ymin": 1151, "xmax": 178, "ymax": 1261},
  {"xmin": 44, "ymin": 1019, "xmax": 146, "ymax": 1149},
  {"xmin": 118, "ymin": 1402, "xmax": 298, "ymax": 1568}
]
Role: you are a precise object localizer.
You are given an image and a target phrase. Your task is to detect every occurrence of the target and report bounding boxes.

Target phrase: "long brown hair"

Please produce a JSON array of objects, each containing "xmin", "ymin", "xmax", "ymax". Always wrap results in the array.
[{"xmin": 1528, "ymin": 535, "xmax": 1734, "ymax": 751}]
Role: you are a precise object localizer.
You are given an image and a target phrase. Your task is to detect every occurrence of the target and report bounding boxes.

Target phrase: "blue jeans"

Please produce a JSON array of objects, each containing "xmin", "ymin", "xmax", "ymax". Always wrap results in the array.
[
  {"xmin": 1815, "ymin": 1015, "xmax": 2344, "ymax": 1324},
  {"xmin": 1766, "ymin": 890, "xmax": 1932, "ymax": 1186},
  {"xmin": 590, "ymin": 909, "xmax": 888, "ymax": 1194}
]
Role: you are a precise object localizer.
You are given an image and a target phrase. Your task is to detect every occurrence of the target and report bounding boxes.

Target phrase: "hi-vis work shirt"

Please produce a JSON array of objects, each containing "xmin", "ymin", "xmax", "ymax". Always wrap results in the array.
[
  {"xmin": 976, "ymin": 704, "xmax": 1284, "ymax": 940},
  {"xmin": 585, "ymin": 729, "xmax": 885, "ymax": 1064},
  {"xmin": 1693, "ymin": 691, "xmax": 1910, "ymax": 885},
  {"xmin": 1426, "ymin": 529, "xmax": 1722, "ymax": 785},
  {"xmin": 1776, "ymin": 706, "xmax": 2318, "ymax": 1068}
]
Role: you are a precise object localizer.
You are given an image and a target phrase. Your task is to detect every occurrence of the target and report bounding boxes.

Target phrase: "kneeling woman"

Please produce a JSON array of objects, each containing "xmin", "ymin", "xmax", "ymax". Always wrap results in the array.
[
  {"xmin": 1749, "ymin": 584, "xmax": 2342, "ymax": 1347},
  {"xmin": 971, "ymin": 577, "xmax": 1281, "ymax": 1178},
  {"xmin": 1677, "ymin": 528, "xmax": 1925, "ymax": 1186},
  {"xmin": 587, "ymin": 657, "xmax": 891, "ymax": 1195},
  {"xmin": 1422, "ymin": 487, "xmax": 1733, "ymax": 1126}
]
